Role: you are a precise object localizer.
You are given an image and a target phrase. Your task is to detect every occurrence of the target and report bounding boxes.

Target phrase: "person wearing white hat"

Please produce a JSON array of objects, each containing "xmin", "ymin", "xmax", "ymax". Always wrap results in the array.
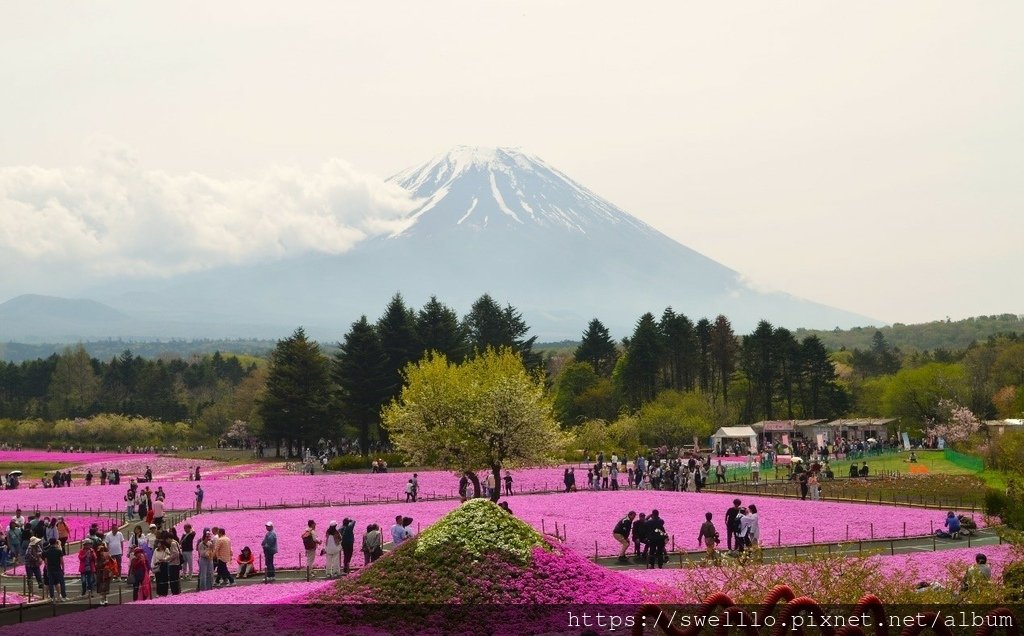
[
  {"xmin": 324, "ymin": 521, "xmax": 342, "ymax": 578},
  {"xmin": 261, "ymin": 522, "xmax": 277, "ymax": 583}
]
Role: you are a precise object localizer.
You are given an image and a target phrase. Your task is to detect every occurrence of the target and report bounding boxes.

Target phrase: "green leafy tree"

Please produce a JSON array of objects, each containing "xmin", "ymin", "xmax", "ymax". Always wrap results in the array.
[
  {"xmin": 880, "ymin": 362, "xmax": 969, "ymax": 426},
  {"xmin": 573, "ymin": 318, "xmax": 618, "ymax": 376},
  {"xmin": 636, "ymin": 390, "xmax": 717, "ymax": 448},
  {"xmin": 259, "ymin": 327, "xmax": 334, "ymax": 457},
  {"xmin": 333, "ymin": 316, "xmax": 390, "ymax": 454},
  {"xmin": 551, "ymin": 361, "xmax": 621, "ymax": 426},
  {"xmin": 382, "ymin": 348, "xmax": 561, "ymax": 502}
]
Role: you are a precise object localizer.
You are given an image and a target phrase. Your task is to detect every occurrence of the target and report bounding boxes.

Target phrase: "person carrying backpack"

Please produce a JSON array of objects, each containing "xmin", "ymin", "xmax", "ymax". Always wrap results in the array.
[{"xmin": 302, "ymin": 520, "xmax": 321, "ymax": 580}]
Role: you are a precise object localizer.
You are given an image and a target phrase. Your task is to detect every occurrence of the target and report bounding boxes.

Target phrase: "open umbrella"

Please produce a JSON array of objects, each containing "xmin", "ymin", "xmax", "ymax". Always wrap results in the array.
[
  {"xmin": 867, "ymin": 438, "xmax": 877, "ymax": 443},
  {"xmin": 6, "ymin": 470, "xmax": 22, "ymax": 477}
]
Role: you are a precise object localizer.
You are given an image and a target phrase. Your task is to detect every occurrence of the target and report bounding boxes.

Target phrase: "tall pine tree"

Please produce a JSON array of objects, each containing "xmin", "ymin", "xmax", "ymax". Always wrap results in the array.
[
  {"xmin": 334, "ymin": 316, "xmax": 390, "ymax": 454},
  {"xmin": 618, "ymin": 312, "xmax": 662, "ymax": 408},
  {"xmin": 377, "ymin": 293, "xmax": 422, "ymax": 400},
  {"xmin": 416, "ymin": 296, "xmax": 468, "ymax": 363},
  {"xmin": 574, "ymin": 318, "xmax": 618, "ymax": 376},
  {"xmin": 259, "ymin": 328, "xmax": 334, "ymax": 457}
]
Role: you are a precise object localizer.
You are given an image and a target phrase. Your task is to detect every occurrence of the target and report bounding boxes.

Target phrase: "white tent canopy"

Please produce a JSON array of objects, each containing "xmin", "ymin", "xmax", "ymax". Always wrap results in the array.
[{"xmin": 711, "ymin": 426, "xmax": 759, "ymax": 453}]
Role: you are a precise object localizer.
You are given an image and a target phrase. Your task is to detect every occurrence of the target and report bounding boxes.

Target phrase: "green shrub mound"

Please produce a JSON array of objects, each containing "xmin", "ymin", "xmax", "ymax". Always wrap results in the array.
[{"xmin": 414, "ymin": 498, "xmax": 547, "ymax": 564}]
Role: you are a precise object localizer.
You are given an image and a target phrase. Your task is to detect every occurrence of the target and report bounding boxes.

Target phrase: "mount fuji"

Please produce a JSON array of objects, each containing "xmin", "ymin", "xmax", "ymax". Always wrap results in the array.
[{"xmin": 6, "ymin": 146, "xmax": 874, "ymax": 342}]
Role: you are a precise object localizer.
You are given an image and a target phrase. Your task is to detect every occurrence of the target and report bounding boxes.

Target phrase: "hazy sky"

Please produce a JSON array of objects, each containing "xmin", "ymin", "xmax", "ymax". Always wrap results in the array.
[{"xmin": 1, "ymin": 1, "xmax": 1021, "ymax": 325}]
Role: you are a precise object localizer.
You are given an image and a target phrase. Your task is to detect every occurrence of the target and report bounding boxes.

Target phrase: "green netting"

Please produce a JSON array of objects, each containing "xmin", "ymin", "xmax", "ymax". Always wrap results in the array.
[{"xmin": 943, "ymin": 448, "xmax": 985, "ymax": 472}]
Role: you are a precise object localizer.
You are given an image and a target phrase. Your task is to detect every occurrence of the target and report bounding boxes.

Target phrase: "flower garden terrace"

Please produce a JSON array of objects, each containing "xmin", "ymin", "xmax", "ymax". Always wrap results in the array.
[{"xmin": 0, "ymin": 501, "xmax": 1019, "ymax": 635}]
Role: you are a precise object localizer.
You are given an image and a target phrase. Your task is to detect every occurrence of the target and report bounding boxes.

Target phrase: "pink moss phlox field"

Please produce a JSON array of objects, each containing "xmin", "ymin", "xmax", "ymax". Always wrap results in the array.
[
  {"xmin": 0, "ymin": 592, "xmax": 26, "ymax": 606},
  {"xmin": 0, "ymin": 450, "xmax": 156, "ymax": 464},
  {"xmin": 0, "ymin": 465, "xmax": 579, "ymax": 513},
  {"xmin": 141, "ymin": 579, "xmax": 334, "ymax": 604}
]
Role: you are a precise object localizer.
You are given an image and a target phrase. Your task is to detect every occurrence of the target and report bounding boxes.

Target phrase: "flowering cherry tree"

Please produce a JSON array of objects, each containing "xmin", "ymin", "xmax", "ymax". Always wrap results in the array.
[{"xmin": 929, "ymin": 399, "xmax": 981, "ymax": 444}]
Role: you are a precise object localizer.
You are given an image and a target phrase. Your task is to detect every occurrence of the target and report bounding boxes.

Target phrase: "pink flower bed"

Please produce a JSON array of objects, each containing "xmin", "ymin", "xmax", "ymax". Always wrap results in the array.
[
  {"xmin": 0, "ymin": 592, "xmax": 26, "ymax": 606},
  {"xmin": 142, "ymin": 579, "xmax": 334, "ymax": 604},
  {"xmin": 0, "ymin": 450, "xmax": 155, "ymax": 464},
  {"xmin": 176, "ymin": 489, "xmax": 983, "ymax": 568},
  {"xmin": 0, "ymin": 465, "xmax": 583, "ymax": 513}
]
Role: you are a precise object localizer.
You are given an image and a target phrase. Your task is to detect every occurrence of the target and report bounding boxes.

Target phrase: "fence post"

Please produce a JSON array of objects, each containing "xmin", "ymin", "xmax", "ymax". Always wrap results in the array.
[
  {"xmin": 811, "ymin": 527, "xmax": 815, "ymax": 544},
  {"xmin": 890, "ymin": 541, "xmax": 894, "ymax": 556},
  {"xmin": 870, "ymin": 523, "xmax": 874, "ymax": 539},
  {"xmin": 903, "ymin": 522, "xmax": 906, "ymax": 538}
]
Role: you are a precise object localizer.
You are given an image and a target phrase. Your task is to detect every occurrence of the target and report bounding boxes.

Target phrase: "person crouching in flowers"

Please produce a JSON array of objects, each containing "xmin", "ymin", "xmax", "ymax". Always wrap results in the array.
[{"xmin": 236, "ymin": 546, "xmax": 256, "ymax": 578}]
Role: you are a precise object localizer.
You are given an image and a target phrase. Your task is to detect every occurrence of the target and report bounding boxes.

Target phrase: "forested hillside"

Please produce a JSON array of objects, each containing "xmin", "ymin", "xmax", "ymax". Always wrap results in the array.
[{"xmin": 794, "ymin": 314, "xmax": 1024, "ymax": 352}]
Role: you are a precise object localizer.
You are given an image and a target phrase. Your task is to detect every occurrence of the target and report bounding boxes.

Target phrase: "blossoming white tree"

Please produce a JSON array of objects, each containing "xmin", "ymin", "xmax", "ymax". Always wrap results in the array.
[{"xmin": 929, "ymin": 399, "xmax": 982, "ymax": 445}]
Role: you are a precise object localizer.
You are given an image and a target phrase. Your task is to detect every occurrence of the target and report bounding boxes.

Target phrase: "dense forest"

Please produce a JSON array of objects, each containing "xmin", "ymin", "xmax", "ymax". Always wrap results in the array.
[{"xmin": 2, "ymin": 297, "xmax": 1022, "ymax": 454}]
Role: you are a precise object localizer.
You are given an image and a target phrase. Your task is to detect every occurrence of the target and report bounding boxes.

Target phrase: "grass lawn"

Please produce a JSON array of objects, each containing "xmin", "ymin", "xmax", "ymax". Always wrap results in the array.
[
  {"xmin": 172, "ymin": 448, "xmax": 275, "ymax": 464},
  {"xmin": 0, "ymin": 461, "xmax": 71, "ymax": 480},
  {"xmin": 824, "ymin": 450, "xmax": 976, "ymax": 477}
]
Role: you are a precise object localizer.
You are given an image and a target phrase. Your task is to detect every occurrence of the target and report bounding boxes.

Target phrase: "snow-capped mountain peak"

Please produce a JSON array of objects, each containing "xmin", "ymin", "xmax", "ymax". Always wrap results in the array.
[{"xmin": 387, "ymin": 146, "xmax": 656, "ymax": 238}]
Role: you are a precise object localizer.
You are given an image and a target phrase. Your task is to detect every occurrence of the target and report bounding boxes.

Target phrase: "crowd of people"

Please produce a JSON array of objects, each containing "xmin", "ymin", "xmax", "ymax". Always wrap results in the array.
[{"xmin": 611, "ymin": 497, "xmax": 762, "ymax": 570}]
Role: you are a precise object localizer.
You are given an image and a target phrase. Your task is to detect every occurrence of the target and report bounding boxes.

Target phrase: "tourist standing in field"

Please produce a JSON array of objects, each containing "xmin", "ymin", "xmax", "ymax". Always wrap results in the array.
[
  {"xmin": 504, "ymin": 471, "xmax": 514, "ymax": 496},
  {"xmin": 25, "ymin": 537, "xmax": 45, "ymax": 596},
  {"xmin": 341, "ymin": 518, "xmax": 356, "ymax": 574},
  {"xmin": 725, "ymin": 499, "xmax": 742, "ymax": 551},
  {"xmin": 261, "ymin": 522, "xmax": 277, "ymax": 583},
  {"xmin": 79, "ymin": 539, "xmax": 97, "ymax": 597},
  {"xmin": 195, "ymin": 485, "xmax": 204, "ymax": 513},
  {"xmin": 324, "ymin": 521, "xmax": 342, "ymax": 578},
  {"xmin": 391, "ymin": 515, "xmax": 411, "ymax": 547},
  {"xmin": 198, "ymin": 528, "xmax": 215, "ymax": 591},
  {"xmin": 43, "ymin": 538, "xmax": 67, "ymax": 601},
  {"xmin": 302, "ymin": 520, "xmax": 321, "ymax": 580},
  {"xmin": 180, "ymin": 523, "xmax": 195, "ymax": 579},
  {"xmin": 632, "ymin": 512, "xmax": 648, "ymax": 561},
  {"xmin": 56, "ymin": 517, "xmax": 70, "ymax": 554},
  {"xmin": 214, "ymin": 527, "xmax": 235, "ymax": 586},
  {"xmin": 646, "ymin": 510, "xmax": 667, "ymax": 569},
  {"xmin": 697, "ymin": 512, "xmax": 719, "ymax": 562},
  {"xmin": 362, "ymin": 524, "xmax": 383, "ymax": 565},
  {"xmin": 152, "ymin": 496, "xmax": 166, "ymax": 529}
]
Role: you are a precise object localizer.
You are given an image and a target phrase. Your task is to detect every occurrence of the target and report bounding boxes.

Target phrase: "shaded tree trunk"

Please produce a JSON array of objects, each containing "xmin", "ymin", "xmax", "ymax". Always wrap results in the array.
[{"xmin": 465, "ymin": 471, "xmax": 481, "ymax": 499}]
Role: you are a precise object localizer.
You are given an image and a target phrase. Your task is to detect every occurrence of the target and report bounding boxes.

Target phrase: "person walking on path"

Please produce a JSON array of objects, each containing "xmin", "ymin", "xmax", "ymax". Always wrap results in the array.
[
  {"xmin": 261, "ymin": 522, "xmax": 277, "ymax": 583},
  {"xmin": 95, "ymin": 544, "xmax": 115, "ymax": 605},
  {"xmin": 195, "ymin": 485, "xmax": 204, "ymax": 514},
  {"xmin": 341, "ymin": 518, "xmax": 356, "ymax": 574},
  {"xmin": 302, "ymin": 520, "xmax": 321, "ymax": 580},
  {"xmin": 613, "ymin": 512, "xmax": 636, "ymax": 564},
  {"xmin": 697, "ymin": 512, "xmax": 719, "ymax": 562},
  {"xmin": 152, "ymin": 496, "xmax": 166, "ymax": 529},
  {"xmin": 128, "ymin": 547, "xmax": 151, "ymax": 601},
  {"xmin": 103, "ymin": 522, "xmax": 124, "ymax": 577},
  {"xmin": 504, "ymin": 471, "xmax": 514, "ymax": 496},
  {"xmin": 213, "ymin": 527, "xmax": 235, "ymax": 586}
]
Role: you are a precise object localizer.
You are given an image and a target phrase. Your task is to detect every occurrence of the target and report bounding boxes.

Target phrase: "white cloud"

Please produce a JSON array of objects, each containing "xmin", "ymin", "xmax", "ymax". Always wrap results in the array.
[{"xmin": 0, "ymin": 139, "xmax": 418, "ymax": 292}]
